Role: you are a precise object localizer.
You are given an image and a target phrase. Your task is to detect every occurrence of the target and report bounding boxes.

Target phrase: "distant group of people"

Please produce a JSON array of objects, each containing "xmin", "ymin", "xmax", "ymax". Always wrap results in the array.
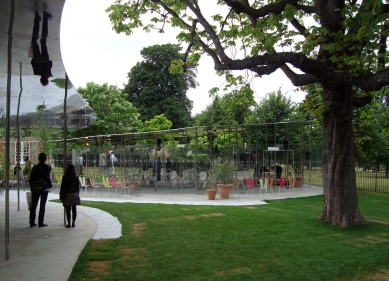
[
  {"xmin": 142, "ymin": 157, "xmax": 175, "ymax": 181},
  {"xmin": 99, "ymin": 151, "xmax": 116, "ymax": 173}
]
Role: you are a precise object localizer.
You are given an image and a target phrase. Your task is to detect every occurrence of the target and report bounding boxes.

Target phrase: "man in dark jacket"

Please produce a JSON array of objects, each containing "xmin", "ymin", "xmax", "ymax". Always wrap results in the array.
[{"xmin": 29, "ymin": 152, "xmax": 51, "ymax": 227}]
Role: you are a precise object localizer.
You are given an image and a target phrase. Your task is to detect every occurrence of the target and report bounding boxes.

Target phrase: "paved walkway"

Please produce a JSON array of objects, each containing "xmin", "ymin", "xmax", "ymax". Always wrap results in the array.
[{"xmin": 0, "ymin": 185, "xmax": 323, "ymax": 281}]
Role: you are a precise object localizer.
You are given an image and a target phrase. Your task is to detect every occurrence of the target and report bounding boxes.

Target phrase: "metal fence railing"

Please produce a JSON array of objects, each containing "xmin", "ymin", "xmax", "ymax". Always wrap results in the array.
[
  {"xmin": 305, "ymin": 168, "xmax": 389, "ymax": 194},
  {"xmin": 356, "ymin": 170, "xmax": 389, "ymax": 193}
]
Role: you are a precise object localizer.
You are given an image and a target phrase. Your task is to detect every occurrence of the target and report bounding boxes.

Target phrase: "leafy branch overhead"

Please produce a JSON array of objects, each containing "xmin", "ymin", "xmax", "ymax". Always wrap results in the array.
[{"xmin": 107, "ymin": 0, "xmax": 389, "ymax": 97}]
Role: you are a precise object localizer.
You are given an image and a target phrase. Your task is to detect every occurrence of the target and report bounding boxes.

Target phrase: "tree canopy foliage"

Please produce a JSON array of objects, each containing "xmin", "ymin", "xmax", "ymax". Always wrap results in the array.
[
  {"xmin": 107, "ymin": 0, "xmax": 389, "ymax": 227},
  {"xmin": 354, "ymin": 92, "xmax": 389, "ymax": 169},
  {"xmin": 124, "ymin": 43, "xmax": 197, "ymax": 129},
  {"xmin": 246, "ymin": 88, "xmax": 296, "ymax": 124},
  {"xmin": 76, "ymin": 82, "xmax": 143, "ymax": 136},
  {"xmin": 194, "ymin": 95, "xmax": 237, "ymax": 126},
  {"xmin": 194, "ymin": 84, "xmax": 256, "ymax": 126},
  {"xmin": 141, "ymin": 114, "xmax": 173, "ymax": 132}
]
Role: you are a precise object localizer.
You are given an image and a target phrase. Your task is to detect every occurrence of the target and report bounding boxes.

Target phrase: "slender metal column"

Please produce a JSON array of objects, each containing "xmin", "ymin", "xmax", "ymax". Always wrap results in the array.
[
  {"xmin": 63, "ymin": 74, "xmax": 69, "ymax": 226},
  {"xmin": 5, "ymin": 0, "xmax": 15, "ymax": 261},
  {"xmin": 16, "ymin": 62, "xmax": 23, "ymax": 211}
]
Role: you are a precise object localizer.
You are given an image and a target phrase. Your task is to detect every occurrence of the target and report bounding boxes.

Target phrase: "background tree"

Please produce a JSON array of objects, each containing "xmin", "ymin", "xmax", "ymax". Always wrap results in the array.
[
  {"xmin": 243, "ymin": 89, "xmax": 300, "ymax": 148},
  {"xmin": 246, "ymin": 89, "xmax": 296, "ymax": 124},
  {"xmin": 34, "ymin": 104, "xmax": 53, "ymax": 153},
  {"xmin": 217, "ymin": 84, "xmax": 256, "ymax": 125},
  {"xmin": 75, "ymin": 82, "xmax": 142, "ymax": 137},
  {"xmin": 354, "ymin": 92, "xmax": 389, "ymax": 174},
  {"xmin": 124, "ymin": 44, "xmax": 197, "ymax": 129},
  {"xmin": 194, "ymin": 95, "xmax": 237, "ymax": 126},
  {"xmin": 107, "ymin": 0, "xmax": 389, "ymax": 227},
  {"xmin": 141, "ymin": 114, "xmax": 173, "ymax": 132}
]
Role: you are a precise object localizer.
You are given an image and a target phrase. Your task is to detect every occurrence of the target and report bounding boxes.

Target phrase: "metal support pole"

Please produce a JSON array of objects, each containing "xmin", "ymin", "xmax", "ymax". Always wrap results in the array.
[
  {"xmin": 5, "ymin": 0, "xmax": 15, "ymax": 261},
  {"xmin": 16, "ymin": 62, "xmax": 23, "ymax": 211},
  {"xmin": 63, "ymin": 73, "xmax": 69, "ymax": 225}
]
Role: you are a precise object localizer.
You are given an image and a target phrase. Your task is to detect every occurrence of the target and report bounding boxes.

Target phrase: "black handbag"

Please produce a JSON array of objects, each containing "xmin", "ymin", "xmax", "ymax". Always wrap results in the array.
[{"xmin": 32, "ymin": 178, "xmax": 47, "ymax": 192}]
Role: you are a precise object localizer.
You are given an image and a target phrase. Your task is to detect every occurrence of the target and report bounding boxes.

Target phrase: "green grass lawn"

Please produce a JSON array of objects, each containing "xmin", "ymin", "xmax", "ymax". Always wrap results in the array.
[{"xmin": 67, "ymin": 192, "xmax": 389, "ymax": 281}]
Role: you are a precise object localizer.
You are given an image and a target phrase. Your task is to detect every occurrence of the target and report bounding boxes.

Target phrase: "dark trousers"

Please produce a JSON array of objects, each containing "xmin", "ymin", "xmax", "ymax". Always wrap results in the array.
[
  {"xmin": 66, "ymin": 205, "xmax": 77, "ymax": 225},
  {"xmin": 32, "ymin": 11, "xmax": 50, "ymax": 59},
  {"xmin": 29, "ymin": 190, "xmax": 48, "ymax": 225}
]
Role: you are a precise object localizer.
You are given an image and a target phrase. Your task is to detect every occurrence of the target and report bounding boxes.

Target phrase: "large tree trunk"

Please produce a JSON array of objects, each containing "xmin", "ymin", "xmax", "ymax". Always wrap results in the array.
[{"xmin": 320, "ymin": 84, "xmax": 366, "ymax": 227}]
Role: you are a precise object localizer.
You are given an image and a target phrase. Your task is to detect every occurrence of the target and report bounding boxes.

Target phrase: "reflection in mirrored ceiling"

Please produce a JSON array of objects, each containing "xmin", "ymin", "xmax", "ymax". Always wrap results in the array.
[{"xmin": 0, "ymin": 0, "xmax": 96, "ymax": 130}]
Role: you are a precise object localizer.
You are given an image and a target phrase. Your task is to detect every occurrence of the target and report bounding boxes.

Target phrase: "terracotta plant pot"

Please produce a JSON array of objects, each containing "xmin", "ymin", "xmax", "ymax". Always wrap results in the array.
[
  {"xmin": 206, "ymin": 189, "xmax": 217, "ymax": 200},
  {"xmin": 294, "ymin": 177, "xmax": 303, "ymax": 187},
  {"xmin": 217, "ymin": 184, "xmax": 233, "ymax": 199},
  {"xmin": 130, "ymin": 182, "xmax": 137, "ymax": 190}
]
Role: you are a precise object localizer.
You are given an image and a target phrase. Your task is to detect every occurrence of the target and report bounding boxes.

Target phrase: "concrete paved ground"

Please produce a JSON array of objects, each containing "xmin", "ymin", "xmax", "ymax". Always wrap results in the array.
[
  {"xmin": 0, "ymin": 198, "xmax": 97, "ymax": 281},
  {"xmin": 0, "ymin": 185, "xmax": 323, "ymax": 281}
]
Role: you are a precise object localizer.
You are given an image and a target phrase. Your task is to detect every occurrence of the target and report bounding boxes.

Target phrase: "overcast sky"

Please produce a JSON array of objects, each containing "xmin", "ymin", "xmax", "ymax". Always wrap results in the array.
[{"xmin": 60, "ymin": 0, "xmax": 306, "ymax": 115}]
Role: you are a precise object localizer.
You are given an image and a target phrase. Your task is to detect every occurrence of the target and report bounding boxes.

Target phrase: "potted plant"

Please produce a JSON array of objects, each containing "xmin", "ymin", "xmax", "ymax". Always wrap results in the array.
[
  {"xmin": 205, "ymin": 159, "xmax": 220, "ymax": 200},
  {"xmin": 294, "ymin": 165, "xmax": 304, "ymax": 187},
  {"xmin": 215, "ymin": 159, "xmax": 234, "ymax": 199},
  {"xmin": 130, "ymin": 180, "xmax": 137, "ymax": 190},
  {"xmin": 207, "ymin": 158, "xmax": 234, "ymax": 199},
  {"xmin": 127, "ymin": 170, "xmax": 140, "ymax": 190},
  {"xmin": 205, "ymin": 189, "xmax": 217, "ymax": 200}
]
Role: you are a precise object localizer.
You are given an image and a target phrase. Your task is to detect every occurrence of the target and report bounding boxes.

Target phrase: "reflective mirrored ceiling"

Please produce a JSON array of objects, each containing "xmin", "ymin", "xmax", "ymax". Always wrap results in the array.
[{"xmin": 0, "ymin": 0, "xmax": 96, "ymax": 129}]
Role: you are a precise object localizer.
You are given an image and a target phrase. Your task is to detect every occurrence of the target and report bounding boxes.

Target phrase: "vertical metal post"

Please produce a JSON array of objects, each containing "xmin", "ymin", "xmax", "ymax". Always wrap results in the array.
[
  {"xmin": 309, "ymin": 122, "xmax": 312, "ymax": 187},
  {"xmin": 16, "ymin": 62, "xmax": 23, "ymax": 211},
  {"xmin": 5, "ymin": 0, "xmax": 15, "ymax": 261},
  {"xmin": 63, "ymin": 73, "xmax": 68, "ymax": 172},
  {"xmin": 63, "ymin": 73, "xmax": 69, "ymax": 225}
]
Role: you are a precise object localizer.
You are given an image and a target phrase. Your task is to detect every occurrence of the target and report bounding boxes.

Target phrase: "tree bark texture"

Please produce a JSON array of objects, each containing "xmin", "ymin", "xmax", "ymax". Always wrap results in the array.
[{"xmin": 321, "ymin": 84, "xmax": 366, "ymax": 227}]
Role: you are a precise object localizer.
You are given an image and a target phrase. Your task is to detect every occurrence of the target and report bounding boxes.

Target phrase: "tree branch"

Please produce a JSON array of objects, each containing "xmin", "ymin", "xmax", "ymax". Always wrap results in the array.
[
  {"xmin": 290, "ymin": 18, "xmax": 308, "ymax": 37},
  {"xmin": 353, "ymin": 95, "xmax": 373, "ymax": 108},
  {"xmin": 295, "ymin": 4, "xmax": 316, "ymax": 13},
  {"xmin": 377, "ymin": 24, "xmax": 388, "ymax": 70},
  {"xmin": 151, "ymin": 0, "xmax": 225, "ymax": 68},
  {"xmin": 183, "ymin": 19, "xmax": 198, "ymax": 62},
  {"xmin": 223, "ymin": 0, "xmax": 300, "ymax": 17},
  {"xmin": 280, "ymin": 64, "xmax": 319, "ymax": 86},
  {"xmin": 347, "ymin": 0, "xmax": 369, "ymax": 35},
  {"xmin": 381, "ymin": 3, "xmax": 389, "ymax": 13},
  {"xmin": 353, "ymin": 69, "xmax": 389, "ymax": 91},
  {"xmin": 248, "ymin": 63, "xmax": 284, "ymax": 76},
  {"xmin": 316, "ymin": 0, "xmax": 345, "ymax": 32},
  {"xmin": 181, "ymin": 0, "xmax": 233, "ymax": 65},
  {"xmin": 212, "ymin": 52, "xmax": 330, "ymax": 80},
  {"xmin": 219, "ymin": 8, "xmax": 233, "ymax": 33}
]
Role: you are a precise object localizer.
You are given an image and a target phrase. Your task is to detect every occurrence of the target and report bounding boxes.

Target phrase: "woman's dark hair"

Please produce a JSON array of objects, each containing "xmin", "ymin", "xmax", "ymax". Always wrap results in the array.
[
  {"xmin": 38, "ymin": 152, "xmax": 47, "ymax": 163},
  {"xmin": 65, "ymin": 164, "xmax": 76, "ymax": 175}
]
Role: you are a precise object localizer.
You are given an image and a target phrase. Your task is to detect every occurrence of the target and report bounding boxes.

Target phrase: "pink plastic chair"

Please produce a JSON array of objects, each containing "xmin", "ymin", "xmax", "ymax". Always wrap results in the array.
[
  {"xmin": 110, "ymin": 177, "xmax": 119, "ymax": 196},
  {"xmin": 245, "ymin": 178, "xmax": 255, "ymax": 196},
  {"xmin": 278, "ymin": 177, "xmax": 286, "ymax": 195}
]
